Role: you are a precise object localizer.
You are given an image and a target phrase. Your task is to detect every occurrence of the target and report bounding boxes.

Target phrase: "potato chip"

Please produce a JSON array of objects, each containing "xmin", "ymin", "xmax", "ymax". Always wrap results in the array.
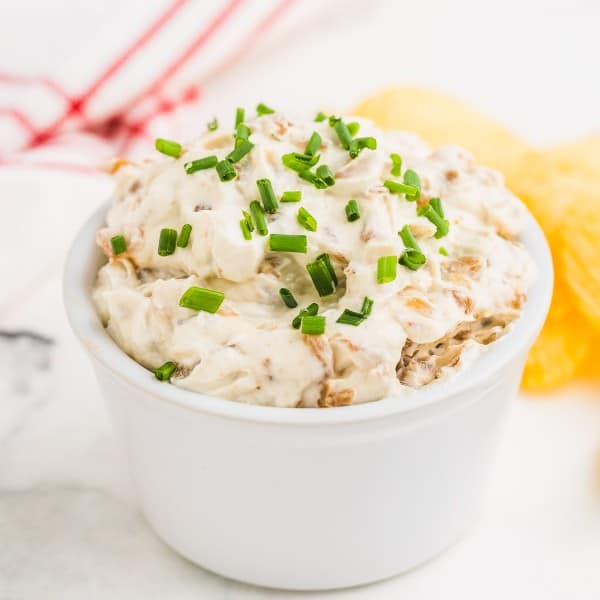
[
  {"xmin": 353, "ymin": 86, "xmax": 530, "ymax": 175},
  {"xmin": 522, "ymin": 279, "xmax": 590, "ymax": 391}
]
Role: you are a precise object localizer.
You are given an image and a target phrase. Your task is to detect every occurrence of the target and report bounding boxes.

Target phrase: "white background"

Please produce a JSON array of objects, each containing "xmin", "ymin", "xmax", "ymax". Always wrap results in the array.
[{"xmin": 1, "ymin": 1, "xmax": 600, "ymax": 598}]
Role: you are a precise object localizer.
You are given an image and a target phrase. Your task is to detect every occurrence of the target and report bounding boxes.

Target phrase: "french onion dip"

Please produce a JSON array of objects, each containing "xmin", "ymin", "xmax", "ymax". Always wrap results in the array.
[{"xmin": 93, "ymin": 110, "xmax": 535, "ymax": 407}]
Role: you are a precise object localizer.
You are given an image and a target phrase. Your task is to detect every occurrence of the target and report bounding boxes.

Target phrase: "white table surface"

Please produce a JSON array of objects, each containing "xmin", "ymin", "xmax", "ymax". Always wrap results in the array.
[{"xmin": 1, "ymin": 1, "xmax": 600, "ymax": 598}]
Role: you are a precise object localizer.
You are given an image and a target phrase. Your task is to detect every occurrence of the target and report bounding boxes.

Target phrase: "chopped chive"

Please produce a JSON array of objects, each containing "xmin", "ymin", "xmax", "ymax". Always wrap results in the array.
[
  {"xmin": 345, "ymin": 199, "xmax": 360, "ymax": 222},
  {"xmin": 314, "ymin": 111, "xmax": 327, "ymax": 122},
  {"xmin": 235, "ymin": 107, "xmax": 245, "ymax": 127},
  {"xmin": 179, "ymin": 286, "xmax": 225, "ymax": 313},
  {"xmin": 282, "ymin": 152, "xmax": 320, "ymax": 172},
  {"xmin": 347, "ymin": 122, "xmax": 360, "ymax": 137},
  {"xmin": 155, "ymin": 138, "xmax": 182, "ymax": 158},
  {"xmin": 377, "ymin": 256, "xmax": 397, "ymax": 284},
  {"xmin": 257, "ymin": 178, "xmax": 279, "ymax": 213},
  {"xmin": 384, "ymin": 179, "xmax": 419, "ymax": 199},
  {"xmin": 216, "ymin": 159, "xmax": 236, "ymax": 181},
  {"xmin": 281, "ymin": 190, "xmax": 302, "ymax": 203},
  {"xmin": 390, "ymin": 153, "xmax": 402, "ymax": 176},
  {"xmin": 417, "ymin": 204, "xmax": 449, "ymax": 238},
  {"xmin": 439, "ymin": 246, "xmax": 448, "ymax": 256},
  {"xmin": 226, "ymin": 140, "xmax": 254, "ymax": 163},
  {"xmin": 177, "ymin": 224, "xmax": 192, "ymax": 248},
  {"xmin": 249, "ymin": 201, "xmax": 268, "ymax": 236},
  {"xmin": 399, "ymin": 248, "xmax": 427, "ymax": 271},
  {"xmin": 429, "ymin": 197, "xmax": 444, "ymax": 218},
  {"xmin": 299, "ymin": 169, "xmax": 328, "ymax": 189},
  {"xmin": 316, "ymin": 252, "xmax": 338, "ymax": 285},
  {"xmin": 307, "ymin": 254, "xmax": 336, "ymax": 296},
  {"xmin": 336, "ymin": 308, "xmax": 365, "ymax": 326},
  {"xmin": 333, "ymin": 119, "xmax": 353, "ymax": 150},
  {"xmin": 297, "ymin": 206, "xmax": 317, "ymax": 232},
  {"xmin": 184, "ymin": 155, "xmax": 218, "ymax": 174},
  {"xmin": 292, "ymin": 302, "xmax": 319, "ymax": 329},
  {"xmin": 279, "ymin": 287, "xmax": 298, "ymax": 308},
  {"xmin": 207, "ymin": 117, "xmax": 218, "ymax": 131},
  {"xmin": 305, "ymin": 131, "xmax": 322, "ymax": 156},
  {"xmin": 158, "ymin": 228, "xmax": 177, "ymax": 256},
  {"xmin": 256, "ymin": 102, "xmax": 275, "ymax": 116},
  {"xmin": 240, "ymin": 219, "xmax": 252, "ymax": 240},
  {"xmin": 155, "ymin": 361, "xmax": 177, "ymax": 381},
  {"xmin": 269, "ymin": 233, "xmax": 307, "ymax": 253},
  {"xmin": 242, "ymin": 210, "xmax": 254, "ymax": 232},
  {"xmin": 301, "ymin": 315, "xmax": 326, "ymax": 335},
  {"xmin": 328, "ymin": 115, "xmax": 340, "ymax": 126},
  {"xmin": 398, "ymin": 224, "xmax": 420, "ymax": 251},
  {"xmin": 349, "ymin": 137, "xmax": 377, "ymax": 159},
  {"xmin": 361, "ymin": 296, "xmax": 374, "ymax": 316},
  {"xmin": 110, "ymin": 235, "xmax": 126, "ymax": 255},
  {"xmin": 316, "ymin": 164, "xmax": 335, "ymax": 186},
  {"xmin": 236, "ymin": 123, "xmax": 251, "ymax": 141},
  {"xmin": 403, "ymin": 169, "xmax": 421, "ymax": 200}
]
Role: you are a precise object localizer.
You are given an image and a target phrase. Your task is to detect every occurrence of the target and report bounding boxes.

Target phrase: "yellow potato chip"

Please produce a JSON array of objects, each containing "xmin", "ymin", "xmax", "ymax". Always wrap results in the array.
[
  {"xmin": 353, "ymin": 86, "xmax": 530, "ymax": 175},
  {"xmin": 522, "ymin": 279, "xmax": 590, "ymax": 391},
  {"xmin": 559, "ymin": 189, "xmax": 600, "ymax": 330},
  {"xmin": 546, "ymin": 135, "xmax": 600, "ymax": 177}
]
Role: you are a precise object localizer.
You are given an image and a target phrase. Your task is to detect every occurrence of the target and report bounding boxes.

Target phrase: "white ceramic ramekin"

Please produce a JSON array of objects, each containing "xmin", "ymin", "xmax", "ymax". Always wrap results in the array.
[{"xmin": 64, "ymin": 203, "xmax": 552, "ymax": 591}]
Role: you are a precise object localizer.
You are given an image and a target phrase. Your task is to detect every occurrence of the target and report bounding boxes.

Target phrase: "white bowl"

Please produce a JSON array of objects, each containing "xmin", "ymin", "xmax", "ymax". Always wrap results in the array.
[{"xmin": 64, "ymin": 203, "xmax": 552, "ymax": 591}]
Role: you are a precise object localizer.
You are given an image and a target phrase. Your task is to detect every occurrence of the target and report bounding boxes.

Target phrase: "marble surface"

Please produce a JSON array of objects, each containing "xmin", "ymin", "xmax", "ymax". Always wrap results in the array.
[{"xmin": 2, "ymin": 0, "xmax": 600, "ymax": 597}]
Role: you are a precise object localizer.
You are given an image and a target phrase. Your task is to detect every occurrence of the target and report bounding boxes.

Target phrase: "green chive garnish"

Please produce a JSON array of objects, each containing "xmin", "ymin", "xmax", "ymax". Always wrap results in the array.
[
  {"xmin": 361, "ymin": 296, "xmax": 374, "ymax": 316},
  {"xmin": 292, "ymin": 303, "xmax": 318, "ymax": 329},
  {"xmin": 297, "ymin": 206, "xmax": 317, "ymax": 232},
  {"xmin": 257, "ymin": 178, "xmax": 279, "ymax": 213},
  {"xmin": 240, "ymin": 219, "xmax": 252, "ymax": 240},
  {"xmin": 301, "ymin": 315, "xmax": 325, "ymax": 335},
  {"xmin": 242, "ymin": 210, "xmax": 254, "ymax": 232},
  {"xmin": 336, "ymin": 309, "xmax": 365, "ymax": 326},
  {"xmin": 179, "ymin": 286, "xmax": 224, "ymax": 313},
  {"xmin": 249, "ymin": 200, "xmax": 268, "ymax": 236},
  {"xmin": 345, "ymin": 199, "xmax": 360, "ymax": 222},
  {"xmin": 110, "ymin": 235, "xmax": 126, "ymax": 255},
  {"xmin": 403, "ymin": 169, "xmax": 421, "ymax": 200},
  {"xmin": 256, "ymin": 102, "xmax": 275, "ymax": 116},
  {"xmin": 279, "ymin": 288, "xmax": 298, "ymax": 308},
  {"xmin": 347, "ymin": 122, "xmax": 360, "ymax": 137},
  {"xmin": 282, "ymin": 152, "xmax": 319, "ymax": 172},
  {"xmin": 158, "ymin": 228, "xmax": 177, "ymax": 256},
  {"xmin": 155, "ymin": 361, "xmax": 177, "ymax": 381},
  {"xmin": 384, "ymin": 179, "xmax": 419, "ymax": 199},
  {"xmin": 314, "ymin": 111, "xmax": 327, "ymax": 122},
  {"xmin": 226, "ymin": 140, "xmax": 254, "ymax": 163},
  {"xmin": 439, "ymin": 246, "xmax": 448, "ymax": 257},
  {"xmin": 390, "ymin": 153, "xmax": 402, "ymax": 176},
  {"xmin": 207, "ymin": 117, "xmax": 218, "ymax": 131},
  {"xmin": 429, "ymin": 197, "xmax": 444, "ymax": 218},
  {"xmin": 299, "ymin": 170, "xmax": 328, "ymax": 189},
  {"xmin": 417, "ymin": 203, "xmax": 449, "ymax": 238},
  {"xmin": 377, "ymin": 256, "xmax": 397, "ymax": 284},
  {"xmin": 398, "ymin": 225, "xmax": 426, "ymax": 270},
  {"xmin": 216, "ymin": 159, "xmax": 236, "ymax": 181},
  {"xmin": 333, "ymin": 119, "xmax": 353, "ymax": 150},
  {"xmin": 177, "ymin": 224, "xmax": 192, "ymax": 248},
  {"xmin": 305, "ymin": 131, "xmax": 322, "ymax": 156},
  {"xmin": 184, "ymin": 155, "xmax": 218, "ymax": 174},
  {"xmin": 316, "ymin": 164, "xmax": 335, "ymax": 186},
  {"xmin": 269, "ymin": 233, "xmax": 307, "ymax": 253},
  {"xmin": 306, "ymin": 254, "xmax": 336, "ymax": 296},
  {"xmin": 236, "ymin": 123, "xmax": 251, "ymax": 141},
  {"xmin": 349, "ymin": 136, "xmax": 377, "ymax": 159},
  {"xmin": 155, "ymin": 138, "xmax": 182, "ymax": 158},
  {"xmin": 235, "ymin": 107, "xmax": 245, "ymax": 127},
  {"xmin": 281, "ymin": 191, "xmax": 302, "ymax": 203}
]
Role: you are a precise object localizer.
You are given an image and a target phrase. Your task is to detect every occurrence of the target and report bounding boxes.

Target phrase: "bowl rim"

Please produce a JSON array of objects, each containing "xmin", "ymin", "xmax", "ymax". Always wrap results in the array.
[{"xmin": 64, "ymin": 201, "xmax": 553, "ymax": 426}]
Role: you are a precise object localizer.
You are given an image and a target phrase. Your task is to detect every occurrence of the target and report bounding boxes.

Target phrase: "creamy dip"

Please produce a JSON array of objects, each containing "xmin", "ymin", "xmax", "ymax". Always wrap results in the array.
[{"xmin": 93, "ymin": 111, "xmax": 534, "ymax": 407}]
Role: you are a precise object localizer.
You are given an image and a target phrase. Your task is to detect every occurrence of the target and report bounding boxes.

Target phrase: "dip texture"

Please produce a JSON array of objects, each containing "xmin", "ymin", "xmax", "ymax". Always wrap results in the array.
[{"xmin": 93, "ymin": 112, "xmax": 534, "ymax": 407}]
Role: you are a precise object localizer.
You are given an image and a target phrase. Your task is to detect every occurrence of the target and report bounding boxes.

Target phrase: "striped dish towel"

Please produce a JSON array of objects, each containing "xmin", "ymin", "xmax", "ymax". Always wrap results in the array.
[{"xmin": 0, "ymin": 0, "xmax": 299, "ymax": 174}]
